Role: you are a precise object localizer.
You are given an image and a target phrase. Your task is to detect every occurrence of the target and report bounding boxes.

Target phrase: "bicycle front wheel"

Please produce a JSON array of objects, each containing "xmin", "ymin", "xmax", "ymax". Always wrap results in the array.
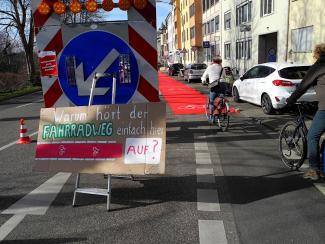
[{"xmin": 279, "ymin": 121, "xmax": 307, "ymax": 170}]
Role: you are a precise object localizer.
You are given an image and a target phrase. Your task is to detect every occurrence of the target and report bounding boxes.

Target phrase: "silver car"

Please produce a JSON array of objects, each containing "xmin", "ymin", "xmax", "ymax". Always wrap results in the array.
[{"xmin": 183, "ymin": 63, "xmax": 207, "ymax": 83}]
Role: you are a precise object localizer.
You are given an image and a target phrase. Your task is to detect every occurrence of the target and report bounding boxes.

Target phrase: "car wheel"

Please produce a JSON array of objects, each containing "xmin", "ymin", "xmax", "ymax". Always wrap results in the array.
[
  {"xmin": 261, "ymin": 94, "xmax": 275, "ymax": 115},
  {"xmin": 233, "ymin": 87, "xmax": 241, "ymax": 103}
]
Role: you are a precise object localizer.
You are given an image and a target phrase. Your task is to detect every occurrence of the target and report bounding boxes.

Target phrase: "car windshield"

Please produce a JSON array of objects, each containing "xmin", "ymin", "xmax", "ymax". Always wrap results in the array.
[
  {"xmin": 191, "ymin": 64, "xmax": 207, "ymax": 70},
  {"xmin": 173, "ymin": 64, "xmax": 183, "ymax": 68},
  {"xmin": 278, "ymin": 66, "xmax": 310, "ymax": 79}
]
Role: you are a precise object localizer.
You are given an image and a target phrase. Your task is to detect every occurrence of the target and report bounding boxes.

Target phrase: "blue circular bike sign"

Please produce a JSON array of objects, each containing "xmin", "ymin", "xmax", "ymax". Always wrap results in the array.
[{"xmin": 58, "ymin": 31, "xmax": 139, "ymax": 106}]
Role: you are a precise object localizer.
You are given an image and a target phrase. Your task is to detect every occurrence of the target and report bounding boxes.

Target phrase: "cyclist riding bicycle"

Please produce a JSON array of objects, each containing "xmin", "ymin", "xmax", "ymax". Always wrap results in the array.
[
  {"xmin": 201, "ymin": 56, "xmax": 227, "ymax": 124},
  {"xmin": 286, "ymin": 43, "xmax": 325, "ymax": 180}
]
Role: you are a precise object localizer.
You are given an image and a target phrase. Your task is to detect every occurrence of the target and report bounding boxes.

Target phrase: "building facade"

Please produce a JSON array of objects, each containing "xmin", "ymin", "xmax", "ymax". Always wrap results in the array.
[
  {"xmin": 287, "ymin": 0, "xmax": 325, "ymax": 64},
  {"xmin": 202, "ymin": 0, "xmax": 222, "ymax": 63},
  {"xmin": 164, "ymin": 0, "xmax": 324, "ymax": 73},
  {"xmin": 166, "ymin": 12, "xmax": 175, "ymax": 64},
  {"xmin": 221, "ymin": 0, "xmax": 289, "ymax": 75}
]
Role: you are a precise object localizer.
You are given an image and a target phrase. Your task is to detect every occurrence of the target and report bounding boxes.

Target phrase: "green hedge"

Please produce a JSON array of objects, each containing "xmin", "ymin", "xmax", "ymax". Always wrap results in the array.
[{"xmin": 0, "ymin": 86, "xmax": 41, "ymax": 102}]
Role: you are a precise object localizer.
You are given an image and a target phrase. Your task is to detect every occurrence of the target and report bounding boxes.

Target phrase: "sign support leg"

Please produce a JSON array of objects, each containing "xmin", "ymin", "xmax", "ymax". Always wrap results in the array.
[
  {"xmin": 107, "ymin": 175, "xmax": 111, "ymax": 211},
  {"xmin": 72, "ymin": 72, "xmax": 115, "ymax": 210}
]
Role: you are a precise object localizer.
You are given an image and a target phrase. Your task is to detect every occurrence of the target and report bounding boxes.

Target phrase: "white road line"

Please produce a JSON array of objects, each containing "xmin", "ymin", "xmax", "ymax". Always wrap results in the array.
[
  {"xmin": 0, "ymin": 172, "xmax": 70, "ymax": 240},
  {"xmin": 314, "ymin": 183, "xmax": 325, "ymax": 195},
  {"xmin": 2, "ymin": 172, "xmax": 71, "ymax": 215},
  {"xmin": 199, "ymin": 220, "xmax": 227, "ymax": 244},
  {"xmin": 196, "ymin": 168, "xmax": 215, "ymax": 183},
  {"xmin": 0, "ymin": 131, "xmax": 38, "ymax": 152},
  {"xmin": 197, "ymin": 189, "xmax": 220, "ymax": 211},
  {"xmin": 194, "ymin": 142, "xmax": 209, "ymax": 151},
  {"xmin": 15, "ymin": 103, "xmax": 33, "ymax": 108},
  {"xmin": 196, "ymin": 152, "xmax": 212, "ymax": 165},
  {"xmin": 15, "ymin": 99, "xmax": 43, "ymax": 109},
  {"xmin": 0, "ymin": 215, "xmax": 26, "ymax": 241}
]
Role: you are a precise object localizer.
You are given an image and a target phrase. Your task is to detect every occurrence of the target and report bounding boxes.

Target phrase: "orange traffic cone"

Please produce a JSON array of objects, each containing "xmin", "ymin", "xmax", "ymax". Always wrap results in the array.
[{"xmin": 17, "ymin": 118, "xmax": 31, "ymax": 144}]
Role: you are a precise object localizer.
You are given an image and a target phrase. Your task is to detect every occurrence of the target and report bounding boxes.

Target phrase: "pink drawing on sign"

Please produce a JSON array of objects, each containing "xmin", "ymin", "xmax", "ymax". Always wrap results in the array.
[
  {"xmin": 58, "ymin": 145, "xmax": 66, "ymax": 156},
  {"xmin": 152, "ymin": 140, "xmax": 159, "ymax": 160},
  {"xmin": 93, "ymin": 147, "xmax": 100, "ymax": 157}
]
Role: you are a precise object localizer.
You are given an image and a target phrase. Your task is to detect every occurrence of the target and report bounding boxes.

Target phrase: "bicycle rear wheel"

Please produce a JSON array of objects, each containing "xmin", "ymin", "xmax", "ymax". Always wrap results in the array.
[
  {"xmin": 279, "ymin": 121, "xmax": 307, "ymax": 170},
  {"xmin": 215, "ymin": 114, "xmax": 230, "ymax": 132}
]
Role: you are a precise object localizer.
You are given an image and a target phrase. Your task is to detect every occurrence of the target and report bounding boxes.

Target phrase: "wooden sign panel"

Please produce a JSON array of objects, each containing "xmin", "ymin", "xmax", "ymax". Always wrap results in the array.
[{"xmin": 34, "ymin": 103, "xmax": 166, "ymax": 175}]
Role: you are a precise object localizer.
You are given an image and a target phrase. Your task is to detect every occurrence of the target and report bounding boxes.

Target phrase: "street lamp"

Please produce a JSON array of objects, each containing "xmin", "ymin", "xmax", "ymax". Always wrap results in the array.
[{"xmin": 240, "ymin": 24, "xmax": 251, "ymax": 73}]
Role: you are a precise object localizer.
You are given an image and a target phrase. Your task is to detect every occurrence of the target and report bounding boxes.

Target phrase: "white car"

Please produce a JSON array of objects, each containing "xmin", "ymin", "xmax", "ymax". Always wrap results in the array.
[
  {"xmin": 232, "ymin": 63, "xmax": 317, "ymax": 114},
  {"xmin": 183, "ymin": 63, "xmax": 207, "ymax": 83}
]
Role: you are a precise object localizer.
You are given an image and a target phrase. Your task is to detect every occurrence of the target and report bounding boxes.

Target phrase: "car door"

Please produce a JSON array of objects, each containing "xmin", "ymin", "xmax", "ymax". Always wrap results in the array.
[
  {"xmin": 251, "ymin": 66, "xmax": 276, "ymax": 104},
  {"xmin": 238, "ymin": 66, "xmax": 260, "ymax": 102}
]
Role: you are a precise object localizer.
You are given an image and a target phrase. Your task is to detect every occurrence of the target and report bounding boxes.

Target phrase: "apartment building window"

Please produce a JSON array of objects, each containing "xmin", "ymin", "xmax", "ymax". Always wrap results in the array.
[
  {"xmin": 211, "ymin": 44, "xmax": 216, "ymax": 57},
  {"xmin": 291, "ymin": 26, "xmax": 313, "ymax": 52},
  {"xmin": 224, "ymin": 43, "xmax": 231, "ymax": 59},
  {"xmin": 190, "ymin": 3, "xmax": 195, "ymax": 17},
  {"xmin": 211, "ymin": 19, "xmax": 215, "ymax": 33},
  {"xmin": 215, "ymin": 15, "xmax": 220, "ymax": 31},
  {"xmin": 236, "ymin": 1, "xmax": 252, "ymax": 26},
  {"xmin": 203, "ymin": 0, "xmax": 206, "ymax": 12},
  {"xmin": 261, "ymin": 0, "xmax": 273, "ymax": 16},
  {"xmin": 187, "ymin": 29, "xmax": 189, "ymax": 40},
  {"xmin": 210, "ymin": 0, "xmax": 214, "ymax": 8},
  {"xmin": 236, "ymin": 39, "xmax": 252, "ymax": 59},
  {"xmin": 190, "ymin": 27, "xmax": 195, "ymax": 39},
  {"xmin": 207, "ymin": 21, "xmax": 210, "ymax": 34},
  {"xmin": 175, "ymin": 34, "xmax": 177, "ymax": 44},
  {"xmin": 224, "ymin": 11, "xmax": 231, "ymax": 30},
  {"xmin": 206, "ymin": 0, "xmax": 210, "ymax": 10}
]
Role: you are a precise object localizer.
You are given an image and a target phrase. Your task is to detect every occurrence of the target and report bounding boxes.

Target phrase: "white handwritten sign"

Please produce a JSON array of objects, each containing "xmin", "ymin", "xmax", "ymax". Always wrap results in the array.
[{"xmin": 124, "ymin": 138, "xmax": 162, "ymax": 165}]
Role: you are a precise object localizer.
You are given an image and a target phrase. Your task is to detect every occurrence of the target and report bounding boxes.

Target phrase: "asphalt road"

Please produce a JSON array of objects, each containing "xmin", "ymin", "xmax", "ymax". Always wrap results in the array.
[{"xmin": 0, "ymin": 80, "xmax": 325, "ymax": 243}]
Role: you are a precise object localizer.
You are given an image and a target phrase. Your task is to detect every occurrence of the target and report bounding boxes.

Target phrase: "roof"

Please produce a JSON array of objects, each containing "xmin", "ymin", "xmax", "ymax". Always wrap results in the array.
[{"xmin": 259, "ymin": 62, "xmax": 310, "ymax": 70}]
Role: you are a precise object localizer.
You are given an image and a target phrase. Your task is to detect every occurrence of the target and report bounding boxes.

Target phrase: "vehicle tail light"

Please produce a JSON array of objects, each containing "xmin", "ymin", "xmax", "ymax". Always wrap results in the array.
[
  {"xmin": 272, "ymin": 80, "xmax": 294, "ymax": 87},
  {"xmin": 189, "ymin": 70, "xmax": 193, "ymax": 74},
  {"xmin": 275, "ymin": 96, "xmax": 280, "ymax": 102}
]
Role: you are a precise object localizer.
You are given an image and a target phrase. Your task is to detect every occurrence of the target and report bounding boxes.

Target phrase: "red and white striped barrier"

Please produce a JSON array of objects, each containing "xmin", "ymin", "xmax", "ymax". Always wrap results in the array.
[
  {"xmin": 17, "ymin": 118, "xmax": 31, "ymax": 144},
  {"xmin": 31, "ymin": 0, "xmax": 159, "ymax": 108}
]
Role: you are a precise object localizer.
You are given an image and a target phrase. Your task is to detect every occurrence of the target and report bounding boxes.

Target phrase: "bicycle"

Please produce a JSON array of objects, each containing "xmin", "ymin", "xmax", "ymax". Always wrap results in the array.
[
  {"xmin": 205, "ymin": 93, "xmax": 230, "ymax": 132},
  {"xmin": 278, "ymin": 103, "xmax": 320, "ymax": 170}
]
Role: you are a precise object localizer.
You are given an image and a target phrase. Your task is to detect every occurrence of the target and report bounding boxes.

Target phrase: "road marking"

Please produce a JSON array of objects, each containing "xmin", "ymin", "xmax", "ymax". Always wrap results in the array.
[
  {"xmin": 15, "ymin": 99, "xmax": 43, "ymax": 108},
  {"xmin": 194, "ymin": 142, "xmax": 209, "ymax": 151},
  {"xmin": 314, "ymin": 183, "xmax": 325, "ymax": 195},
  {"xmin": 0, "ymin": 131, "xmax": 38, "ymax": 152},
  {"xmin": 199, "ymin": 220, "xmax": 227, "ymax": 244},
  {"xmin": 2, "ymin": 173, "xmax": 71, "ymax": 215},
  {"xmin": 197, "ymin": 189, "xmax": 220, "ymax": 211},
  {"xmin": 0, "ymin": 173, "xmax": 70, "ymax": 240},
  {"xmin": 196, "ymin": 152, "xmax": 212, "ymax": 165},
  {"xmin": 0, "ymin": 215, "xmax": 26, "ymax": 241},
  {"xmin": 196, "ymin": 168, "xmax": 215, "ymax": 183},
  {"xmin": 16, "ymin": 103, "xmax": 33, "ymax": 108}
]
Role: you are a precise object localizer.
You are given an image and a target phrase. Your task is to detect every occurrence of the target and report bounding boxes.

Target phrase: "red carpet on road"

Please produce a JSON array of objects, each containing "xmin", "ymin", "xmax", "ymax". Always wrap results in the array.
[{"xmin": 158, "ymin": 72, "xmax": 206, "ymax": 115}]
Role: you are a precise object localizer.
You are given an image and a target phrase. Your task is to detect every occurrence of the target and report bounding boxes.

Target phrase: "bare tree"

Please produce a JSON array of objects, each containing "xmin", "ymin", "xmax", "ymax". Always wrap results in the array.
[{"xmin": 0, "ymin": 0, "xmax": 36, "ymax": 83}]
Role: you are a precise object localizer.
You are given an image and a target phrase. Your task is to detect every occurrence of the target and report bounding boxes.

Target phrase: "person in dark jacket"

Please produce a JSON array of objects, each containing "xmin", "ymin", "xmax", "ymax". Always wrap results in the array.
[{"xmin": 286, "ymin": 43, "xmax": 325, "ymax": 180}]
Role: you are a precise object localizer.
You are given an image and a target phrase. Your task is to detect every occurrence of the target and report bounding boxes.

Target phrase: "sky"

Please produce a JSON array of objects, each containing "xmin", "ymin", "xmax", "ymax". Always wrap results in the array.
[{"xmin": 98, "ymin": 2, "xmax": 172, "ymax": 30}]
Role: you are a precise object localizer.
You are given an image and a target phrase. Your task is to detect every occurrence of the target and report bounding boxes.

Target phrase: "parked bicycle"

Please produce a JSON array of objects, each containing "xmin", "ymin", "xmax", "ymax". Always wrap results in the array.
[{"xmin": 278, "ymin": 103, "xmax": 323, "ymax": 170}]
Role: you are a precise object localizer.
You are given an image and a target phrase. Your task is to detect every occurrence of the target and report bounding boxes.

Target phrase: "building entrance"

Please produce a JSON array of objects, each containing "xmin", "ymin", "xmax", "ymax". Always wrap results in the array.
[{"xmin": 258, "ymin": 32, "xmax": 278, "ymax": 63}]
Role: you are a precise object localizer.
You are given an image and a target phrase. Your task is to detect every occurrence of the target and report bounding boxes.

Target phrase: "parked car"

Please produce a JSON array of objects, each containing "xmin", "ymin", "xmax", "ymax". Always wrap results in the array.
[
  {"xmin": 183, "ymin": 63, "xmax": 207, "ymax": 83},
  {"xmin": 232, "ymin": 63, "xmax": 316, "ymax": 114},
  {"xmin": 168, "ymin": 63, "xmax": 184, "ymax": 76}
]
